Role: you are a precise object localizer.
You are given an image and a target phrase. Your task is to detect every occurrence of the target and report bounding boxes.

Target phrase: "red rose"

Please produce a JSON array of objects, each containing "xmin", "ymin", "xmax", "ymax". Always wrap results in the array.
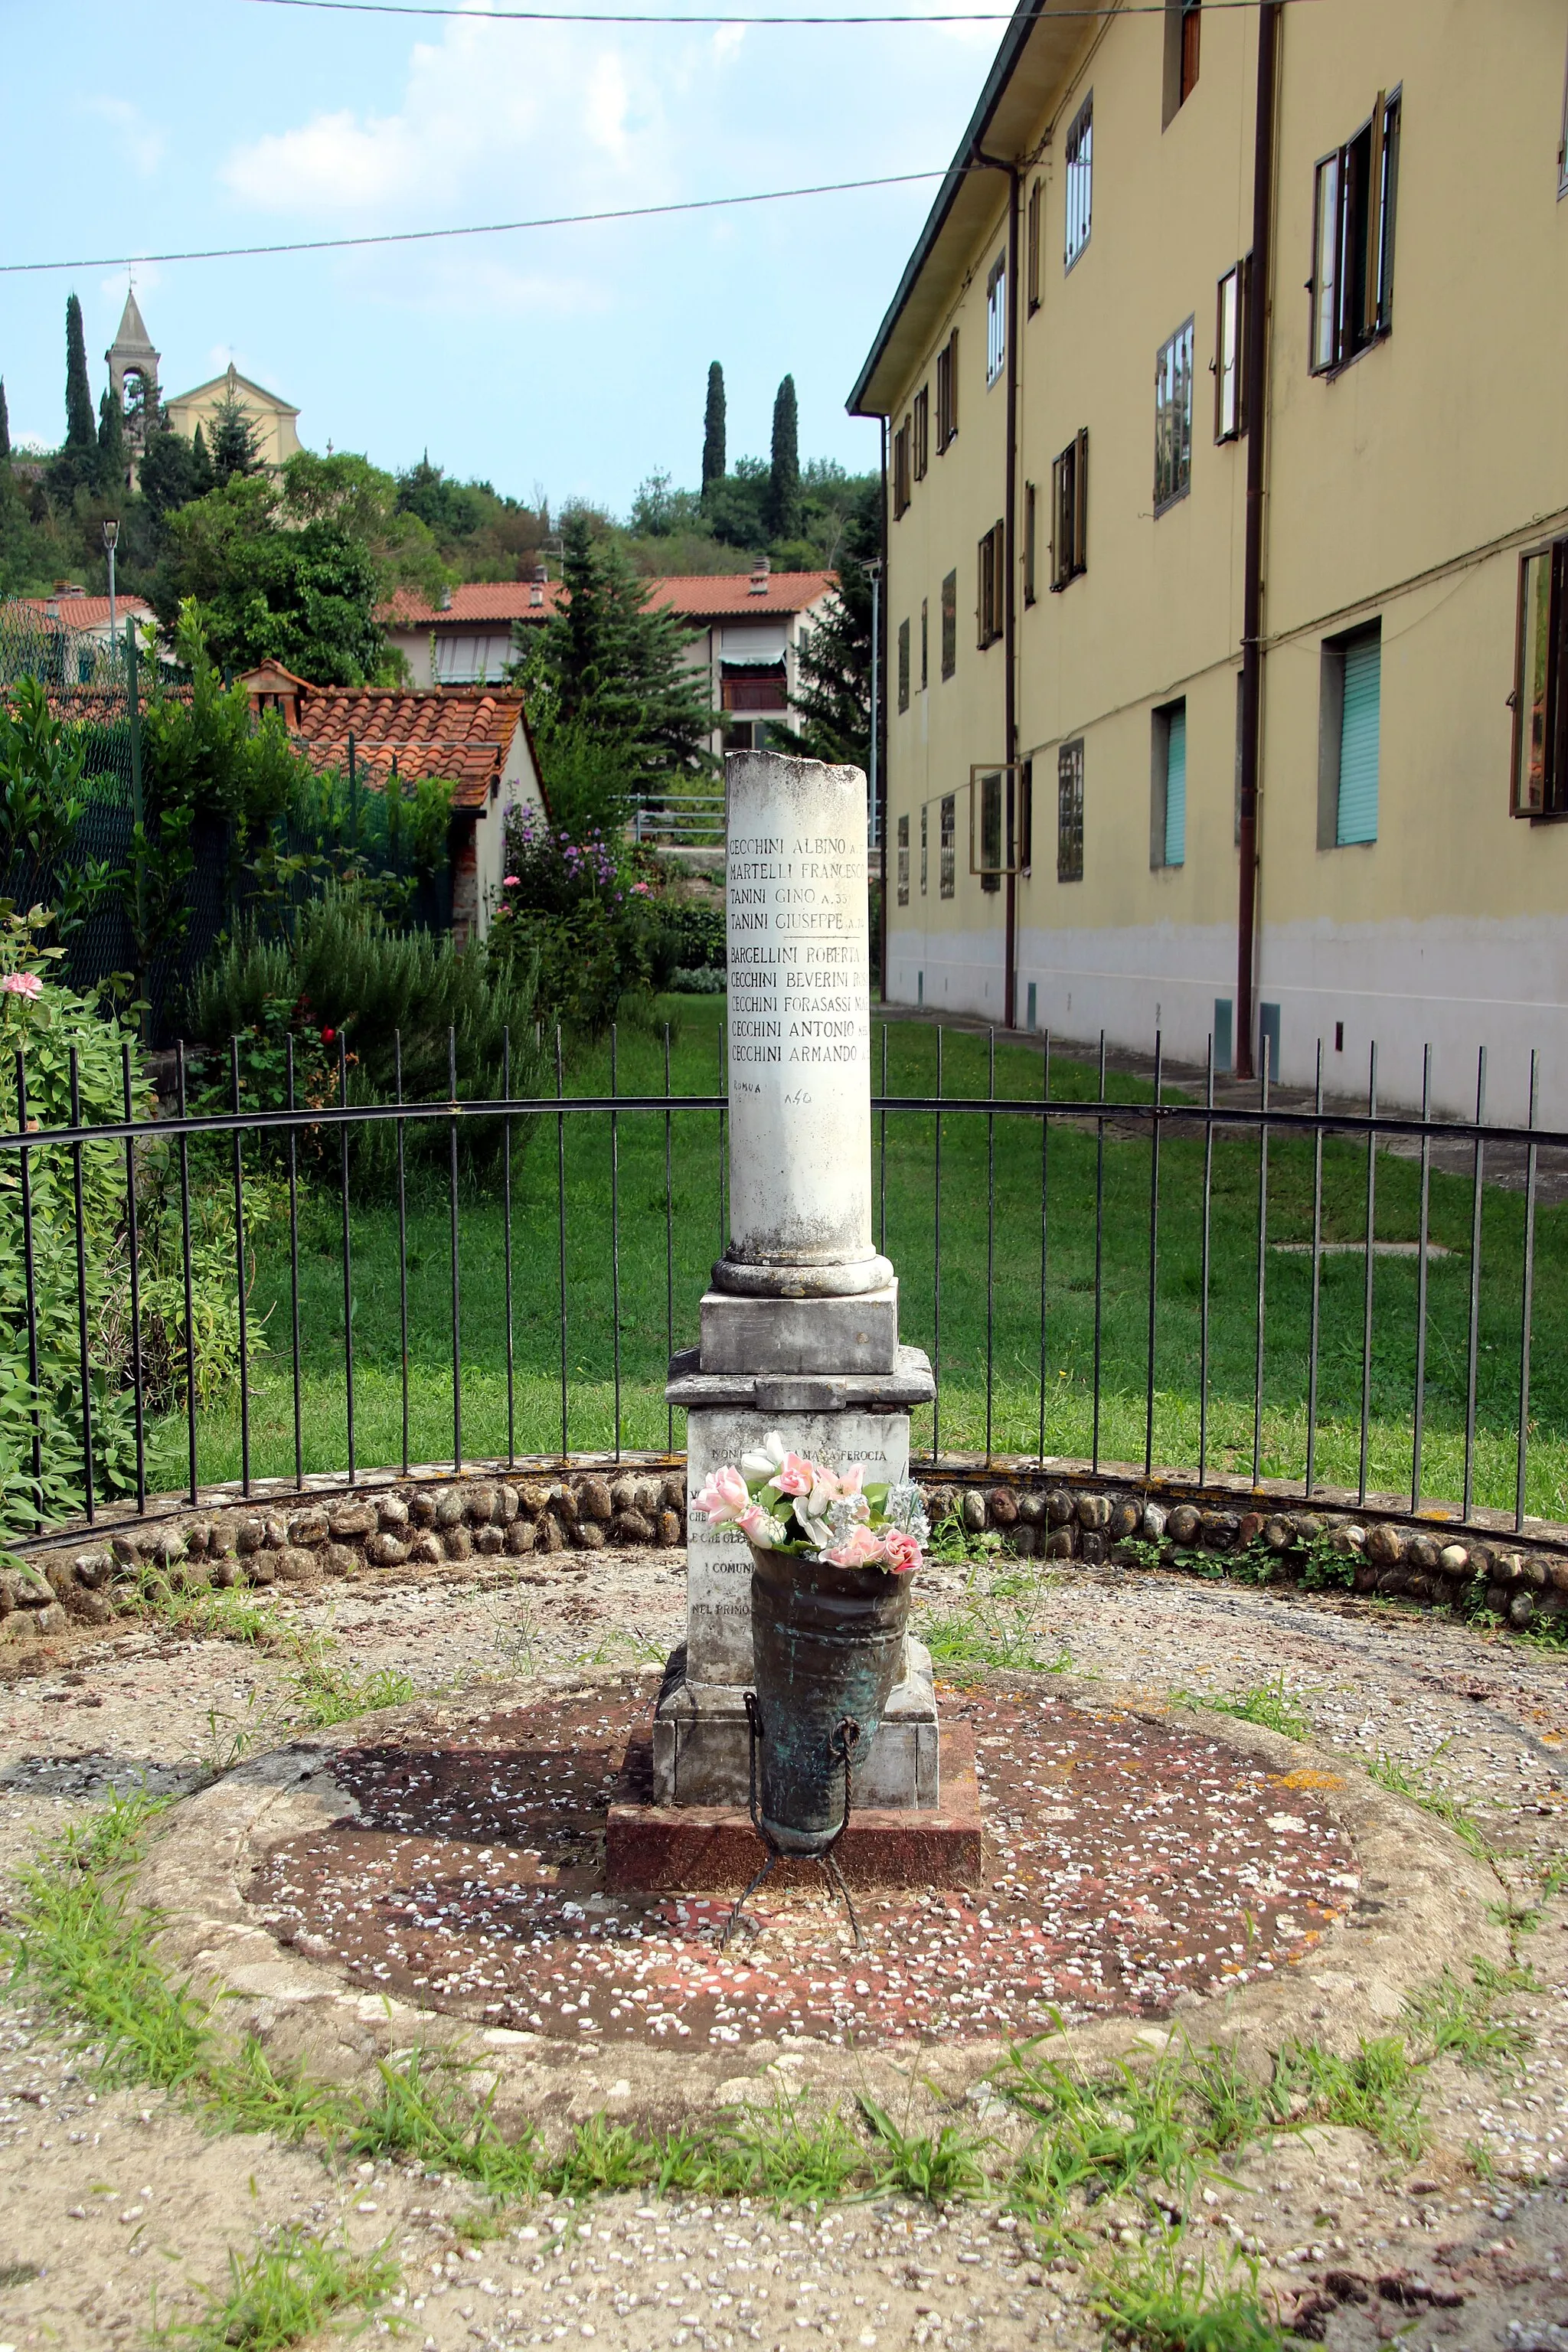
[{"xmin": 321, "ymin": 1026, "xmax": 336, "ymax": 1045}]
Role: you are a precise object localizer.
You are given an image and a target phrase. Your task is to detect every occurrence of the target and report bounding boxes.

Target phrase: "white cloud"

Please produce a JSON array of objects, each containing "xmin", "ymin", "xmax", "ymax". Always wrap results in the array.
[
  {"xmin": 79, "ymin": 95, "xmax": 165, "ymax": 176},
  {"xmin": 221, "ymin": 20, "xmax": 677, "ymax": 223}
]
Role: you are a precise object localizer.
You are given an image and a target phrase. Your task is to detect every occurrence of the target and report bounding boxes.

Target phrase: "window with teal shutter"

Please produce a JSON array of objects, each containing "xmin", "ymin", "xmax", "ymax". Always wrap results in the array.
[
  {"xmin": 1164, "ymin": 704, "xmax": 1187, "ymax": 865},
  {"xmin": 1336, "ymin": 630, "xmax": 1380, "ymax": 844}
]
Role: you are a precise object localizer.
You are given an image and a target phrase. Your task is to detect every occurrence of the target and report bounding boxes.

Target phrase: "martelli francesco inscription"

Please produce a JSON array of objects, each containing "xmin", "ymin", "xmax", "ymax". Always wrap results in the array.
[{"xmin": 727, "ymin": 834, "xmax": 870, "ymax": 1073}]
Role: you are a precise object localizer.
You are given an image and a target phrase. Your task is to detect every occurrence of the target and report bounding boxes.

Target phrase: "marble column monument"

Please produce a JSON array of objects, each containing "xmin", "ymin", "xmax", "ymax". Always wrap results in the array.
[{"xmin": 652, "ymin": 750, "xmax": 937, "ymax": 1810}]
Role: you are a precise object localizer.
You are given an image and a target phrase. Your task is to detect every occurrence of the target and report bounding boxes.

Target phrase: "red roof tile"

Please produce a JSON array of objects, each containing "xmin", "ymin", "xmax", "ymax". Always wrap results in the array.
[
  {"xmin": 290, "ymin": 686, "xmax": 529, "ymax": 812},
  {"xmin": 20, "ymin": 595, "xmax": 155, "ymax": 631},
  {"xmin": 382, "ymin": 570, "xmax": 835, "ymax": 629}
]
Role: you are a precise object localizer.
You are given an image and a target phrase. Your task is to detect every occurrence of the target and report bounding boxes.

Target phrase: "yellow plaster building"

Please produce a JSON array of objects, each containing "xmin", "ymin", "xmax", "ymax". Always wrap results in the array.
[
  {"xmin": 165, "ymin": 360, "xmax": 301, "ymax": 473},
  {"xmin": 851, "ymin": 0, "xmax": 1568, "ymax": 1125}
]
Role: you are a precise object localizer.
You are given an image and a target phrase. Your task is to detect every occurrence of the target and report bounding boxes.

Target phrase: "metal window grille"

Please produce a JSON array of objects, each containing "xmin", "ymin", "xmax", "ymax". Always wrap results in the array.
[
  {"xmin": 896, "ymin": 812, "xmax": 910, "ymax": 906},
  {"xmin": 1057, "ymin": 738, "xmax": 1084, "ymax": 880},
  {"xmin": 920, "ymin": 802, "xmax": 929, "ymax": 893},
  {"xmin": 1155, "ymin": 318, "xmax": 1195, "ymax": 513},
  {"xmin": 897, "ymin": 618, "xmax": 910, "ymax": 714},
  {"xmin": 939, "ymin": 792, "xmax": 956, "ymax": 896},
  {"xmin": 941, "ymin": 570, "xmax": 957, "ymax": 680},
  {"xmin": 1064, "ymin": 95, "xmax": 1093, "ymax": 268}
]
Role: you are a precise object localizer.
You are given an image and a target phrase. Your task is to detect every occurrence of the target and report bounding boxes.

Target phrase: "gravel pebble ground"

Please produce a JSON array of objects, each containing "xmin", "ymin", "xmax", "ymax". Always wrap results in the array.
[{"xmin": 0, "ymin": 1550, "xmax": 1563, "ymax": 2351}]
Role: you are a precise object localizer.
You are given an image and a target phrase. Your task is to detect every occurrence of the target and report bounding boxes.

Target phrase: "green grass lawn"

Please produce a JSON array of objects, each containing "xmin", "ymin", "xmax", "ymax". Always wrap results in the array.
[{"xmin": 146, "ymin": 996, "xmax": 1568, "ymax": 1521}]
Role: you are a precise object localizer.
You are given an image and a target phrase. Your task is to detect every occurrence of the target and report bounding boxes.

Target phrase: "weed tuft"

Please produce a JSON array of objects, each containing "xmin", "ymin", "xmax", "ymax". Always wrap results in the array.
[
  {"xmin": 1090, "ymin": 2230, "xmax": 1290, "ymax": 2350},
  {"xmin": 859, "ymin": 2096, "xmax": 989, "ymax": 2203},
  {"xmin": 1366, "ymin": 1750, "xmax": 1489, "ymax": 1857},
  {"xmin": 151, "ymin": 2226, "xmax": 398, "ymax": 2350},
  {"xmin": 1171, "ymin": 1676, "xmax": 1308, "ymax": 1740}
]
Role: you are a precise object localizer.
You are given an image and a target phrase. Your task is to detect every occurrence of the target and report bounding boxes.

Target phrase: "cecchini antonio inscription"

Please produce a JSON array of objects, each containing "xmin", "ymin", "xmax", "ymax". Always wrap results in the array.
[{"xmin": 727, "ymin": 832, "xmax": 870, "ymax": 1075}]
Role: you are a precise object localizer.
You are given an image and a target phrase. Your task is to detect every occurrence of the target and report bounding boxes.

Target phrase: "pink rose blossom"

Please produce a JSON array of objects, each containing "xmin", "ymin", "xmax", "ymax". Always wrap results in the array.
[
  {"xmin": 693, "ymin": 1464, "xmax": 750, "ymax": 1524},
  {"xmin": 882, "ymin": 1527, "xmax": 923, "ymax": 1574},
  {"xmin": 737, "ymin": 1501, "xmax": 784, "ymax": 1546},
  {"xmin": 503, "ymin": 874, "xmax": 520, "ymax": 887},
  {"xmin": 837, "ymin": 1462, "xmax": 867, "ymax": 1496},
  {"xmin": 822, "ymin": 1524, "xmax": 887, "ymax": 1570},
  {"xmin": 767, "ymin": 1452, "xmax": 815, "ymax": 1497},
  {"xmin": 2, "ymin": 972, "xmax": 42, "ymax": 999}
]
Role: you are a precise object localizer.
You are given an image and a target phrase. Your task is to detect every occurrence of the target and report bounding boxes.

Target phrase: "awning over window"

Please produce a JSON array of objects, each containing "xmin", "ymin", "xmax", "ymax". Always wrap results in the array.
[{"xmin": 719, "ymin": 619, "xmax": 789, "ymax": 666}]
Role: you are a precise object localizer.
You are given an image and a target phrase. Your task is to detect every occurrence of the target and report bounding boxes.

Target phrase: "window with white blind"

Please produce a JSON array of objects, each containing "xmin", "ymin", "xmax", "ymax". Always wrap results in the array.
[
  {"xmin": 1064, "ymin": 96, "xmax": 1093, "ymax": 270},
  {"xmin": 986, "ymin": 253, "xmax": 1007, "ymax": 387},
  {"xmin": 1151, "ymin": 699, "xmax": 1187, "ymax": 867},
  {"xmin": 1318, "ymin": 622, "xmax": 1381, "ymax": 848}
]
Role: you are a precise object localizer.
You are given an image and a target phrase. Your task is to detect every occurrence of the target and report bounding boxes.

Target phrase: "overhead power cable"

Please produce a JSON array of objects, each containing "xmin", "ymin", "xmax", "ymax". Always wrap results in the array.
[
  {"xmin": 0, "ymin": 169, "xmax": 959, "ymax": 276},
  {"xmin": 238, "ymin": 0, "xmax": 1306, "ymax": 21}
]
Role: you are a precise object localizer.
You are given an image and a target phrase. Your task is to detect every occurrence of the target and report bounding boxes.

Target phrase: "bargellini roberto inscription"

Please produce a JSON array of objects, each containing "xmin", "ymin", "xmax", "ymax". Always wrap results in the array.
[{"xmin": 727, "ymin": 832, "xmax": 870, "ymax": 1076}]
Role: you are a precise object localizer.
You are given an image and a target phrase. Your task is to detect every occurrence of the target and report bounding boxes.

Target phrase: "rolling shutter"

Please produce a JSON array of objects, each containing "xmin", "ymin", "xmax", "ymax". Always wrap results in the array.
[
  {"xmin": 1163, "ymin": 704, "xmax": 1187, "ymax": 866},
  {"xmin": 1336, "ymin": 632, "xmax": 1380, "ymax": 844}
]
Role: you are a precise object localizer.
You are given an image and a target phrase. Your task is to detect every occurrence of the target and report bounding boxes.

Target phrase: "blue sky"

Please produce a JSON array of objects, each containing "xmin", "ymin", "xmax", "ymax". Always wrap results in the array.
[{"xmin": 2, "ymin": 0, "xmax": 1003, "ymax": 515}]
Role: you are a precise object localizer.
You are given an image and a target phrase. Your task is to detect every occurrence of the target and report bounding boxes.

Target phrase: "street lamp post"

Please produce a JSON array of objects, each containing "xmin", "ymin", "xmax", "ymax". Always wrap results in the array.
[
  {"xmin": 862, "ymin": 555, "xmax": 882, "ymax": 851},
  {"xmin": 103, "ymin": 518, "xmax": 120, "ymax": 644}
]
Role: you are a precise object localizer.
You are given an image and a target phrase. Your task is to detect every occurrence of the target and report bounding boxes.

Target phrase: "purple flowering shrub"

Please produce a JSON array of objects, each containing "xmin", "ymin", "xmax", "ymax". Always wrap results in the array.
[{"xmin": 493, "ymin": 802, "xmax": 676, "ymax": 1034}]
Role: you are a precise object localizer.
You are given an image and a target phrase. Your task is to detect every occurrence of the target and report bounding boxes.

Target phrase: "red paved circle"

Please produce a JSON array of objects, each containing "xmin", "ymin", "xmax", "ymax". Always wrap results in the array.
[{"xmin": 251, "ymin": 1679, "xmax": 1357, "ymax": 2051}]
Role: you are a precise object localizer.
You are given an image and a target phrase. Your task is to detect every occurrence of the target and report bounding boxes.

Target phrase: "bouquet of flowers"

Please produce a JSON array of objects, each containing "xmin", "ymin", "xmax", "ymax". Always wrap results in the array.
[{"xmin": 694, "ymin": 1433, "xmax": 930, "ymax": 1573}]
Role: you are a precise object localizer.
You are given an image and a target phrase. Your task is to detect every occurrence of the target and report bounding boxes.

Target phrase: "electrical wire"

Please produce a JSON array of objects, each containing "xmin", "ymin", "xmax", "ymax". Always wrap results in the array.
[
  {"xmin": 0, "ymin": 170, "xmax": 962, "ymax": 276},
  {"xmin": 238, "ymin": 0, "xmax": 1298, "ymax": 20}
]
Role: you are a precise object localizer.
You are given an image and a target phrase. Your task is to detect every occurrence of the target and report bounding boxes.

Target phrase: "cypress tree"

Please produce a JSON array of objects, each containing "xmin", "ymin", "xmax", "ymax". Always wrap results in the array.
[
  {"xmin": 767, "ymin": 373, "xmax": 801, "ymax": 542},
  {"xmin": 64, "ymin": 293, "xmax": 96, "ymax": 451},
  {"xmin": 0, "ymin": 378, "xmax": 9, "ymax": 466},
  {"xmin": 701, "ymin": 361, "xmax": 726, "ymax": 503},
  {"xmin": 191, "ymin": 422, "xmax": 214, "ymax": 495},
  {"xmin": 97, "ymin": 388, "xmax": 126, "ymax": 489}
]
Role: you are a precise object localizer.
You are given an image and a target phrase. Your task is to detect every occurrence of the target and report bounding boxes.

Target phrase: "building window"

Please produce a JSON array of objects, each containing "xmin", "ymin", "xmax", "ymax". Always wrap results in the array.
[
  {"xmin": 1026, "ymin": 178, "xmax": 1042, "ymax": 314},
  {"xmin": 1050, "ymin": 430, "xmax": 1088, "ymax": 590},
  {"xmin": 920, "ymin": 596, "xmax": 929, "ymax": 691},
  {"xmin": 1163, "ymin": 0, "xmax": 1200, "ymax": 125},
  {"xmin": 1560, "ymin": 34, "xmax": 1568, "ymax": 196},
  {"xmin": 1019, "ymin": 757, "xmax": 1033, "ymax": 869},
  {"xmin": 939, "ymin": 793, "xmax": 956, "ymax": 897},
  {"xmin": 897, "ymin": 812, "xmax": 910, "ymax": 906},
  {"xmin": 920, "ymin": 802, "xmax": 929, "ymax": 892},
  {"xmin": 986, "ymin": 253, "xmax": 1007, "ymax": 387},
  {"xmin": 1155, "ymin": 318, "xmax": 1194, "ymax": 513},
  {"xmin": 1214, "ymin": 259, "xmax": 1249, "ymax": 441},
  {"xmin": 913, "ymin": 384, "xmax": 929, "ymax": 481},
  {"xmin": 1318, "ymin": 622, "xmax": 1381, "ymax": 848},
  {"xmin": 978, "ymin": 769, "xmax": 1004, "ymax": 894},
  {"xmin": 941, "ymin": 568, "xmax": 957, "ymax": 678},
  {"xmin": 897, "ymin": 616, "xmax": 910, "ymax": 714},
  {"xmin": 892, "ymin": 416, "xmax": 911, "ymax": 519},
  {"xmin": 977, "ymin": 521, "xmax": 1004, "ymax": 648},
  {"xmin": 1311, "ymin": 90, "xmax": 1400, "ymax": 375},
  {"xmin": 1064, "ymin": 95, "xmax": 1093, "ymax": 270},
  {"xmin": 1512, "ymin": 537, "xmax": 1568, "ymax": 816},
  {"xmin": 1024, "ymin": 482, "xmax": 1037, "ymax": 606},
  {"xmin": 1151, "ymin": 698, "xmax": 1187, "ymax": 867},
  {"xmin": 1057, "ymin": 741, "xmax": 1084, "ymax": 880},
  {"xmin": 936, "ymin": 328, "xmax": 959, "ymax": 449}
]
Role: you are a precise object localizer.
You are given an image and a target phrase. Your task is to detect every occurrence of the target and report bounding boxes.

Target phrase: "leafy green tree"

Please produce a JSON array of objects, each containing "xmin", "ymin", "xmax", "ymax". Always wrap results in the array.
[
  {"xmin": 207, "ymin": 387, "xmax": 264, "ymax": 486},
  {"xmin": 394, "ymin": 453, "xmax": 544, "ymax": 582},
  {"xmin": 513, "ymin": 508, "xmax": 715, "ymax": 816},
  {"xmin": 702, "ymin": 361, "xmax": 726, "ymax": 502},
  {"xmin": 773, "ymin": 473, "xmax": 882, "ymax": 771},
  {"xmin": 703, "ymin": 456, "xmax": 771, "ymax": 550},
  {"xmin": 767, "ymin": 374, "xmax": 801, "ymax": 541},
  {"xmin": 96, "ymin": 389, "xmax": 126, "ymax": 492}
]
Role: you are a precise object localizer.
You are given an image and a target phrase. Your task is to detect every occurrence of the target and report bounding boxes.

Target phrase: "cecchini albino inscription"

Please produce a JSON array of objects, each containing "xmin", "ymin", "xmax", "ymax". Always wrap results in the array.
[{"xmin": 727, "ymin": 834, "xmax": 870, "ymax": 1068}]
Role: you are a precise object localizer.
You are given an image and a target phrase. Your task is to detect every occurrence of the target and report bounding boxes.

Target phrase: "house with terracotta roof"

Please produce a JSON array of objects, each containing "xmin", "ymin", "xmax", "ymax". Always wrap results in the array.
[
  {"xmin": 382, "ymin": 560, "xmax": 838, "ymax": 760},
  {"xmin": 20, "ymin": 590, "xmax": 156, "ymax": 678},
  {"xmin": 239, "ymin": 663, "xmax": 547, "ymax": 942}
]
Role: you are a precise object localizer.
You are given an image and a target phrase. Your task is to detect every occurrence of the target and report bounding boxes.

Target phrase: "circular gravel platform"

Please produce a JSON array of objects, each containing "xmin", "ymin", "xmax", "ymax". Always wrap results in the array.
[{"xmin": 248, "ymin": 1676, "xmax": 1358, "ymax": 2053}]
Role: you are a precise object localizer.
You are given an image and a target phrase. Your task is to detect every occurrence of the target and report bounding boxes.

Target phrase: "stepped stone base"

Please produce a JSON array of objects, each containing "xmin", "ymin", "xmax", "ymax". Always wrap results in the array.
[{"xmin": 606, "ymin": 1719, "xmax": 982, "ymax": 1892}]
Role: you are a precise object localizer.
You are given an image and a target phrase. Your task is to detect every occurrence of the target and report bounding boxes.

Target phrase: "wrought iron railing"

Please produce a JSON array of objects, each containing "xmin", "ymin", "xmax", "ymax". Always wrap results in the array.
[{"xmin": 2, "ymin": 1024, "xmax": 1562, "ymax": 1548}]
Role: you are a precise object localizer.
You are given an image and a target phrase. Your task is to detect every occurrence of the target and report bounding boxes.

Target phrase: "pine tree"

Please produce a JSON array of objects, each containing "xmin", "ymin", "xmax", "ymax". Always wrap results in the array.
[
  {"xmin": 701, "ymin": 362, "xmax": 726, "ymax": 505},
  {"xmin": 0, "ymin": 378, "xmax": 9, "ymax": 466},
  {"xmin": 767, "ymin": 374, "xmax": 801, "ymax": 543},
  {"xmin": 64, "ymin": 294, "xmax": 96, "ymax": 451},
  {"xmin": 97, "ymin": 388, "xmax": 126, "ymax": 490},
  {"xmin": 208, "ymin": 388, "xmax": 263, "ymax": 485},
  {"xmin": 773, "ymin": 474, "xmax": 882, "ymax": 771}
]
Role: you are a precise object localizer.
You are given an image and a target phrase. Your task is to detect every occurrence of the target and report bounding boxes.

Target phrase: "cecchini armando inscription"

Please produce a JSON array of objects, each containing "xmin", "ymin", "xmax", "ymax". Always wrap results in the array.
[{"xmin": 727, "ymin": 833, "xmax": 869, "ymax": 1071}]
